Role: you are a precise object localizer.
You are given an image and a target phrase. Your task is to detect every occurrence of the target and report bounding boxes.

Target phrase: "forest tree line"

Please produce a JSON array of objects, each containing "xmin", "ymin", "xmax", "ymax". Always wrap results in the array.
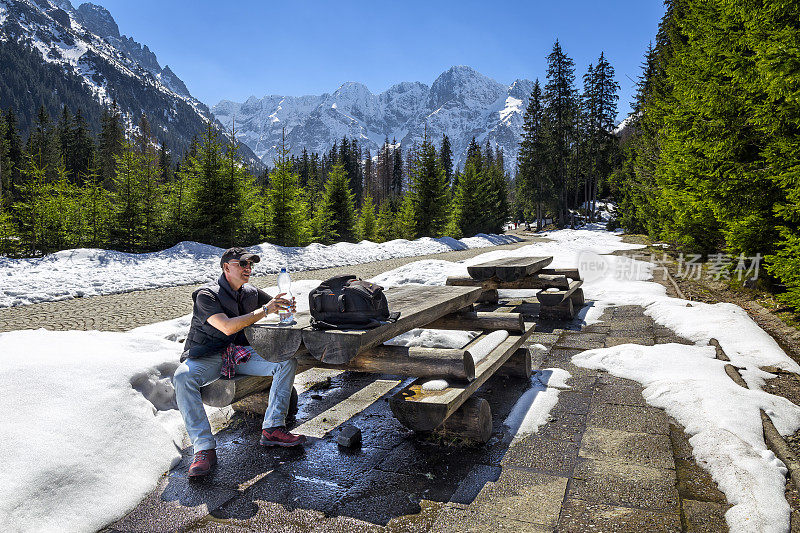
[
  {"xmin": 514, "ymin": 41, "xmax": 620, "ymax": 230},
  {"xmin": 0, "ymin": 102, "xmax": 511, "ymax": 256},
  {"xmin": 609, "ymin": 0, "xmax": 800, "ymax": 310}
]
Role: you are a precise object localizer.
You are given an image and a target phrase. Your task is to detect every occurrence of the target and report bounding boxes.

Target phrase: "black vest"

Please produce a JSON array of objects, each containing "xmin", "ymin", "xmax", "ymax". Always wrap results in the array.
[{"xmin": 182, "ymin": 274, "xmax": 268, "ymax": 360}]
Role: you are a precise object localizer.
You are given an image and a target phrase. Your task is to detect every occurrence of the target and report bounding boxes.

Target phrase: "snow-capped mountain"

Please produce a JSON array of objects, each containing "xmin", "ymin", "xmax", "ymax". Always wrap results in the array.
[
  {"xmin": 213, "ymin": 66, "xmax": 535, "ymax": 172},
  {"xmin": 0, "ymin": 0, "xmax": 261, "ymax": 167}
]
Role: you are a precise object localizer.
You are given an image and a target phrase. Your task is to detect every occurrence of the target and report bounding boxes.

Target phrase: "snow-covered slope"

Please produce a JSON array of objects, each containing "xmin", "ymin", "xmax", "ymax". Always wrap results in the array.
[
  {"xmin": 213, "ymin": 66, "xmax": 535, "ymax": 172},
  {"xmin": 0, "ymin": 0, "xmax": 262, "ymax": 167}
]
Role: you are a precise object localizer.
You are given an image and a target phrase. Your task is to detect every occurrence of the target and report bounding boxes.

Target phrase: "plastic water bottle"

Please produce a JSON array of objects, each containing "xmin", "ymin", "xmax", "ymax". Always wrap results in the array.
[{"xmin": 277, "ymin": 267, "xmax": 294, "ymax": 324}]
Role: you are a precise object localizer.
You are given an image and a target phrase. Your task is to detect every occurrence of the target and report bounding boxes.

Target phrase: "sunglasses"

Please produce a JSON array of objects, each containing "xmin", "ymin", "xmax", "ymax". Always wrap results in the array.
[{"xmin": 228, "ymin": 259, "xmax": 255, "ymax": 268}]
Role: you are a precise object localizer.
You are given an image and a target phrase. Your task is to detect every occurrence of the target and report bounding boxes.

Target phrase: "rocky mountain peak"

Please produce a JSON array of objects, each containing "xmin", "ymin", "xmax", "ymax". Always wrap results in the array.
[
  {"xmin": 428, "ymin": 65, "xmax": 505, "ymax": 109},
  {"xmin": 75, "ymin": 2, "xmax": 118, "ymax": 38}
]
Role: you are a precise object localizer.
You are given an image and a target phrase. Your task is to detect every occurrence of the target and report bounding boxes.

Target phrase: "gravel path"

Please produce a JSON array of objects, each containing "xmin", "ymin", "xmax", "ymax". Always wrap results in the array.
[{"xmin": 0, "ymin": 236, "xmax": 545, "ymax": 333}]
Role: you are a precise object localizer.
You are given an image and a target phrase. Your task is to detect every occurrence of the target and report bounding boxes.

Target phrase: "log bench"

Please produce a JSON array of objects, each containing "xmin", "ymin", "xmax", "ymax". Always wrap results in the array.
[
  {"xmin": 200, "ymin": 375, "xmax": 299, "ymax": 417},
  {"xmin": 389, "ymin": 325, "xmax": 535, "ymax": 441},
  {"xmin": 446, "ymin": 256, "xmax": 585, "ymax": 320}
]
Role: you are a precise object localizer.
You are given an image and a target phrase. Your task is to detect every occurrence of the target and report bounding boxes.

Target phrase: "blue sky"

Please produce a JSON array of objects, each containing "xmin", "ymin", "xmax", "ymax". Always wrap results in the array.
[{"xmin": 97, "ymin": 0, "xmax": 665, "ymax": 122}]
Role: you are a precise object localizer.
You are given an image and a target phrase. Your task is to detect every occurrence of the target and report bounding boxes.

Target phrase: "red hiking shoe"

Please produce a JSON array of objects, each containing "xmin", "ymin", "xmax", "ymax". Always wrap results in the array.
[
  {"xmin": 260, "ymin": 426, "xmax": 306, "ymax": 447},
  {"xmin": 187, "ymin": 449, "xmax": 217, "ymax": 478}
]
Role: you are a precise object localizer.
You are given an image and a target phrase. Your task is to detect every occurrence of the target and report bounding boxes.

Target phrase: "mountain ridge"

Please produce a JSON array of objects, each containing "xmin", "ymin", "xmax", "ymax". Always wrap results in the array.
[{"xmin": 213, "ymin": 66, "xmax": 534, "ymax": 172}]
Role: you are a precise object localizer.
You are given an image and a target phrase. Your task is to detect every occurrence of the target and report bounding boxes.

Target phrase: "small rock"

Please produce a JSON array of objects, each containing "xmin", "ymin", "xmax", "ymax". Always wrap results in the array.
[{"xmin": 337, "ymin": 424, "xmax": 362, "ymax": 448}]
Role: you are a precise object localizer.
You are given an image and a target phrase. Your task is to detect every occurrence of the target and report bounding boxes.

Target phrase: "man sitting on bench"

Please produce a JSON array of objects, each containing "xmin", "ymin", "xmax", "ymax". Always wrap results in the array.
[{"xmin": 174, "ymin": 247, "xmax": 305, "ymax": 479}]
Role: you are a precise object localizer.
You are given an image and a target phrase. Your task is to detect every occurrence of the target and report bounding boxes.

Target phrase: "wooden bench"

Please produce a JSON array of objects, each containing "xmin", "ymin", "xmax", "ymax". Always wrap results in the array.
[
  {"xmin": 446, "ymin": 257, "xmax": 585, "ymax": 320},
  {"xmin": 390, "ymin": 325, "xmax": 536, "ymax": 441},
  {"xmin": 200, "ymin": 375, "xmax": 299, "ymax": 417}
]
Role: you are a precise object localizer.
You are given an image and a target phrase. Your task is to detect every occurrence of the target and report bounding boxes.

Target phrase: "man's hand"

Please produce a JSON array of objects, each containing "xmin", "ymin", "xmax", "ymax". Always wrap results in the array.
[{"xmin": 264, "ymin": 292, "xmax": 295, "ymax": 315}]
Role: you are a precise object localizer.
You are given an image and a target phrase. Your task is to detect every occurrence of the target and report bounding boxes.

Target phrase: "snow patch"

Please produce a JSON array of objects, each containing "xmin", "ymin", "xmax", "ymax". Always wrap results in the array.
[{"xmin": 574, "ymin": 344, "xmax": 800, "ymax": 533}]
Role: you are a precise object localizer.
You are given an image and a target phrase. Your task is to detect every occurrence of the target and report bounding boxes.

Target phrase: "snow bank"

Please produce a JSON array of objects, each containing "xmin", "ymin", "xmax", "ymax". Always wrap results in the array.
[
  {"xmin": 0, "ymin": 233, "xmax": 519, "ymax": 308},
  {"xmin": 574, "ymin": 344, "xmax": 800, "ymax": 533},
  {"xmin": 0, "ymin": 328, "xmax": 186, "ymax": 533},
  {"xmin": 505, "ymin": 368, "xmax": 572, "ymax": 442}
]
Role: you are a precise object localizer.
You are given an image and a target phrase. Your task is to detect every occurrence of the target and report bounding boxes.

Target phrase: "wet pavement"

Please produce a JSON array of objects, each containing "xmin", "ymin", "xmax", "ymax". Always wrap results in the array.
[{"xmin": 105, "ymin": 301, "xmax": 731, "ymax": 533}]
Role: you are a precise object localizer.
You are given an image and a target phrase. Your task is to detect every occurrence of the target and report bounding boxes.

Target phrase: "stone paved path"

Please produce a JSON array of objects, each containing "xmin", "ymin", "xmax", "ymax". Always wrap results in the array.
[
  {"xmin": 106, "ymin": 302, "xmax": 731, "ymax": 533},
  {"xmin": 0, "ymin": 238, "xmax": 542, "ymax": 333}
]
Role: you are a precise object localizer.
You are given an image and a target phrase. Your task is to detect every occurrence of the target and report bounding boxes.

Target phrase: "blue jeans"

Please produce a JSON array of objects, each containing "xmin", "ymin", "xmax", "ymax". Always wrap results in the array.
[{"xmin": 173, "ymin": 347, "xmax": 298, "ymax": 452}]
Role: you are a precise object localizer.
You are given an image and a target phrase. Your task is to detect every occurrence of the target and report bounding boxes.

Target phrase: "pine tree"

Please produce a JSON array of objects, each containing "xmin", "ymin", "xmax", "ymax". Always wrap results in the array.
[
  {"xmin": 99, "ymin": 102, "xmax": 124, "ymax": 187},
  {"xmin": 27, "ymin": 105, "xmax": 60, "ymax": 179},
  {"xmin": 447, "ymin": 161, "xmax": 483, "ymax": 238},
  {"xmin": 81, "ymin": 157, "xmax": 112, "ymax": 248},
  {"xmin": 14, "ymin": 154, "xmax": 48, "ymax": 255},
  {"xmin": 110, "ymin": 144, "xmax": 145, "ymax": 251},
  {"xmin": 3, "ymin": 108, "xmax": 24, "ymax": 203},
  {"xmin": 440, "ymin": 134, "xmax": 453, "ymax": 185},
  {"xmin": 356, "ymin": 193, "xmax": 377, "ymax": 241},
  {"xmin": 406, "ymin": 136, "xmax": 449, "ymax": 238},
  {"xmin": 318, "ymin": 163, "xmax": 356, "ymax": 243},
  {"xmin": 376, "ymin": 200, "xmax": 395, "ymax": 242},
  {"xmin": 263, "ymin": 132, "xmax": 310, "ymax": 247},
  {"xmin": 543, "ymin": 40, "xmax": 578, "ymax": 225},
  {"xmin": 391, "ymin": 139, "xmax": 403, "ymax": 196},
  {"xmin": 517, "ymin": 80, "xmax": 552, "ymax": 230}
]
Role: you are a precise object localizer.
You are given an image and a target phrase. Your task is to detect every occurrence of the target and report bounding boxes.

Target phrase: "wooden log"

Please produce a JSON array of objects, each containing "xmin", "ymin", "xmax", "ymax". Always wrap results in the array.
[
  {"xmin": 536, "ymin": 280, "xmax": 583, "ymax": 306},
  {"xmin": 538, "ymin": 299, "xmax": 575, "ymax": 321},
  {"xmin": 245, "ymin": 322, "xmax": 305, "ymax": 363},
  {"xmin": 433, "ymin": 396, "xmax": 492, "ymax": 443},
  {"xmin": 445, "ymin": 273, "xmax": 570, "ymax": 290},
  {"xmin": 390, "ymin": 323, "xmax": 535, "ymax": 432},
  {"xmin": 299, "ymin": 285, "xmax": 483, "ymax": 364},
  {"xmin": 295, "ymin": 344, "xmax": 475, "ymax": 381},
  {"xmin": 496, "ymin": 347, "xmax": 532, "ymax": 378},
  {"xmin": 467, "ymin": 256, "xmax": 553, "ymax": 281},
  {"xmin": 424, "ymin": 311, "xmax": 524, "ymax": 333},
  {"xmin": 476, "ymin": 289, "xmax": 499, "ymax": 303},
  {"xmin": 201, "ymin": 375, "xmax": 273, "ymax": 407},
  {"xmin": 230, "ymin": 386, "xmax": 299, "ymax": 416},
  {"xmin": 570, "ymin": 288, "xmax": 585, "ymax": 307},
  {"xmin": 538, "ymin": 268, "xmax": 581, "ymax": 281}
]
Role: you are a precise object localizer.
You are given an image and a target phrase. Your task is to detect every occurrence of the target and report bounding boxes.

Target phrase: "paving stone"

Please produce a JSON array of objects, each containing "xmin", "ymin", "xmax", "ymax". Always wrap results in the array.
[
  {"xmin": 384, "ymin": 499, "xmax": 446, "ymax": 533},
  {"xmin": 549, "ymin": 390, "xmax": 592, "ymax": 415},
  {"xmin": 606, "ymin": 316, "xmax": 654, "ymax": 329},
  {"xmin": 211, "ymin": 468, "xmax": 346, "ymax": 520},
  {"xmin": 194, "ymin": 501, "xmax": 327, "ymax": 532},
  {"xmin": 334, "ymin": 470, "xmax": 443, "ymax": 526},
  {"xmin": 593, "ymin": 382, "xmax": 648, "ymax": 407},
  {"xmin": 569, "ymin": 458, "xmax": 680, "ymax": 511},
  {"xmin": 582, "ymin": 324, "xmax": 612, "ymax": 334},
  {"xmin": 111, "ymin": 474, "xmax": 239, "ymax": 532},
  {"xmin": 467, "ymin": 467, "xmax": 568, "ymax": 527},
  {"xmin": 597, "ymin": 373, "xmax": 641, "ymax": 389},
  {"xmin": 545, "ymin": 347, "xmax": 587, "ymax": 361},
  {"xmin": 587, "ymin": 403, "xmax": 671, "ymax": 435},
  {"xmin": 526, "ymin": 332, "xmax": 561, "ymax": 346},
  {"xmin": 310, "ymin": 515, "xmax": 384, "ymax": 532},
  {"xmin": 535, "ymin": 411, "xmax": 585, "ymax": 443},
  {"xmin": 682, "ymin": 499, "xmax": 730, "ymax": 532},
  {"xmin": 558, "ymin": 499, "xmax": 682, "ymax": 532},
  {"xmin": 669, "ymin": 423, "xmax": 695, "ymax": 461},
  {"xmin": 579, "ymin": 427, "xmax": 675, "ymax": 470},
  {"xmin": 555, "ymin": 333, "xmax": 607, "ymax": 350},
  {"xmin": 612, "ymin": 305, "xmax": 646, "ymax": 317},
  {"xmin": 449, "ymin": 464, "xmax": 503, "ymax": 506},
  {"xmin": 605, "ymin": 336, "xmax": 655, "ymax": 347},
  {"xmin": 429, "ymin": 506, "xmax": 551, "ymax": 532},
  {"xmin": 500, "ymin": 435, "xmax": 580, "ymax": 475},
  {"xmin": 675, "ymin": 459, "xmax": 728, "ymax": 504}
]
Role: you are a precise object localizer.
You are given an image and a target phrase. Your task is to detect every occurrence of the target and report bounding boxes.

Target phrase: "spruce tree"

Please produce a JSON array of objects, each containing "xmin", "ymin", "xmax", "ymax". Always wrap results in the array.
[
  {"xmin": 406, "ymin": 136, "xmax": 449, "ymax": 238},
  {"xmin": 440, "ymin": 134, "xmax": 453, "ymax": 184},
  {"xmin": 99, "ymin": 103, "xmax": 124, "ymax": 187},
  {"xmin": 110, "ymin": 145, "xmax": 145, "ymax": 251},
  {"xmin": 320, "ymin": 163, "xmax": 356, "ymax": 242},
  {"xmin": 391, "ymin": 140, "xmax": 403, "ymax": 196},
  {"xmin": 376, "ymin": 200, "xmax": 395, "ymax": 243},
  {"xmin": 447, "ymin": 161, "xmax": 483, "ymax": 238},
  {"xmin": 356, "ymin": 193, "xmax": 377, "ymax": 241},
  {"xmin": 517, "ymin": 80, "xmax": 552, "ymax": 230},
  {"xmin": 543, "ymin": 40, "xmax": 578, "ymax": 225},
  {"xmin": 263, "ymin": 134, "xmax": 310, "ymax": 247}
]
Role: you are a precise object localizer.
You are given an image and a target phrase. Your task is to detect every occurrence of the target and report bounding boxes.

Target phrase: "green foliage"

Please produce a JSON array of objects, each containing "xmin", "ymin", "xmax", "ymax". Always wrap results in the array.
[
  {"xmin": 356, "ymin": 194, "xmax": 377, "ymax": 242},
  {"xmin": 318, "ymin": 163, "xmax": 356, "ymax": 243},
  {"xmin": 447, "ymin": 162, "xmax": 483, "ymax": 238},
  {"xmin": 263, "ymin": 139, "xmax": 310, "ymax": 247},
  {"xmin": 376, "ymin": 200, "xmax": 395, "ymax": 243},
  {"xmin": 406, "ymin": 137, "xmax": 449, "ymax": 238}
]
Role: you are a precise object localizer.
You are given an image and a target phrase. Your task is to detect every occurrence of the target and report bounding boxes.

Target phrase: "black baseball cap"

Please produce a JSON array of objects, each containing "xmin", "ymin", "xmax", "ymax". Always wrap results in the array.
[{"xmin": 220, "ymin": 247, "xmax": 261, "ymax": 268}]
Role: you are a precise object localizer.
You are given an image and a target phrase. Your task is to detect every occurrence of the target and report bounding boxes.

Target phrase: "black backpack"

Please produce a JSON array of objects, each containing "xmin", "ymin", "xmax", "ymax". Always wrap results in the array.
[{"xmin": 308, "ymin": 275, "xmax": 400, "ymax": 330}]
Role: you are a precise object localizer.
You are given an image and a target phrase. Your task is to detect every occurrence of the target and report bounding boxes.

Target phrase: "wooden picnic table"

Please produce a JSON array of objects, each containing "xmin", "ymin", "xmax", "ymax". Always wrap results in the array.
[{"xmin": 245, "ymin": 285, "xmax": 484, "ymax": 365}]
